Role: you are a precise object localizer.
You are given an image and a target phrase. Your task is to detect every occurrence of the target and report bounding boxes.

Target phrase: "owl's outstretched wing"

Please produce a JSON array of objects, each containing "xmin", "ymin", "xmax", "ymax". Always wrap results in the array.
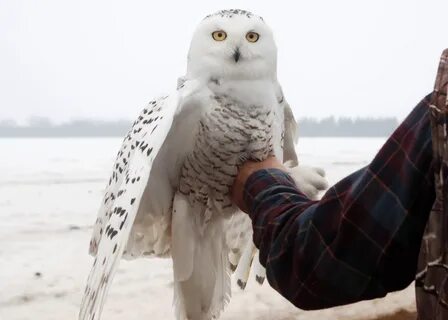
[{"xmin": 79, "ymin": 91, "xmax": 181, "ymax": 320}]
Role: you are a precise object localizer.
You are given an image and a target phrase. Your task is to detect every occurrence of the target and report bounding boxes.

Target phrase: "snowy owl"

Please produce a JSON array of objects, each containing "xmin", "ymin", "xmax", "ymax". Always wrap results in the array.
[{"xmin": 80, "ymin": 9, "xmax": 327, "ymax": 320}]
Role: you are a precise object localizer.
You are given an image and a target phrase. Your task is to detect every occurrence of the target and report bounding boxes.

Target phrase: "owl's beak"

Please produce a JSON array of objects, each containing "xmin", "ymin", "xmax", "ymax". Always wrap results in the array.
[{"xmin": 233, "ymin": 48, "xmax": 241, "ymax": 63}]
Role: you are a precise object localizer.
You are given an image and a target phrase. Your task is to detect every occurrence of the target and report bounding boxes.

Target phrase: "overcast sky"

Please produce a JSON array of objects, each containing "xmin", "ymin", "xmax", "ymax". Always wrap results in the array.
[{"xmin": 0, "ymin": 0, "xmax": 447, "ymax": 124}]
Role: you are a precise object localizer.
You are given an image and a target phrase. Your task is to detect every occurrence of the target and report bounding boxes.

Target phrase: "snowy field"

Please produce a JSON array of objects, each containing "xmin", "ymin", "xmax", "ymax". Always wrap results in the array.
[{"xmin": 0, "ymin": 137, "xmax": 416, "ymax": 320}]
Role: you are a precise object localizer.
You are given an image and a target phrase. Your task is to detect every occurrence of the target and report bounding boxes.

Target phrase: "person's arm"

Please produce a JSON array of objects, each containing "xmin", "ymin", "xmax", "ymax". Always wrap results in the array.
[{"xmin": 232, "ymin": 95, "xmax": 435, "ymax": 310}]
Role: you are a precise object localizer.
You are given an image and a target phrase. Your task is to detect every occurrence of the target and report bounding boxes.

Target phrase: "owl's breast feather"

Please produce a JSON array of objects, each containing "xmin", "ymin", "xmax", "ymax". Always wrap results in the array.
[{"xmin": 178, "ymin": 89, "xmax": 276, "ymax": 212}]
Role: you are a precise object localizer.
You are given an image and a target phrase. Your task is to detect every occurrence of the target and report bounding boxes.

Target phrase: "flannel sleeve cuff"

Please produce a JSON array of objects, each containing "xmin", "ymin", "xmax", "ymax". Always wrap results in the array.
[{"xmin": 243, "ymin": 168, "xmax": 298, "ymax": 217}]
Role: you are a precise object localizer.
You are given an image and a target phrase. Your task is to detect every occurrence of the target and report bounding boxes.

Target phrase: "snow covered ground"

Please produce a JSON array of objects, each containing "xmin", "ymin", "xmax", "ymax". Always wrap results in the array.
[{"xmin": 0, "ymin": 137, "xmax": 416, "ymax": 320}]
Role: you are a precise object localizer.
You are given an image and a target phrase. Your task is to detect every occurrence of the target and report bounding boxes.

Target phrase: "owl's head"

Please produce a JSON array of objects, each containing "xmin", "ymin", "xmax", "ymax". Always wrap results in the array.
[{"xmin": 186, "ymin": 9, "xmax": 277, "ymax": 81}]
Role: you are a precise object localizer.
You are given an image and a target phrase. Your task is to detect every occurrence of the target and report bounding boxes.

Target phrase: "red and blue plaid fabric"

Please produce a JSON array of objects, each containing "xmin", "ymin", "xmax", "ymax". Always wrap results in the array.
[{"xmin": 243, "ymin": 95, "xmax": 435, "ymax": 309}]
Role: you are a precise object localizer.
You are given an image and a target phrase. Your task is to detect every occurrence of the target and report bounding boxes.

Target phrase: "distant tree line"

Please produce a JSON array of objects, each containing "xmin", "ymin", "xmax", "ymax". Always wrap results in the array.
[
  {"xmin": 0, "ymin": 118, "xmax": 130, "ymax": 137},
  {"xmin": 0, "ymin": 116, "xmax": 399, "ymax": 137},
  {"xmin": 298, "ymin": 116, "xmax": 399, "ymax": 137}
]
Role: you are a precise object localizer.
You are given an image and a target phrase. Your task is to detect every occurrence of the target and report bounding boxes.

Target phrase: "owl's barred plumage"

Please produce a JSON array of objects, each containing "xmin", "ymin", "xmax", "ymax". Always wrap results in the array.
[
  {"xmin": 80, "ymin": 8, "xmax": 327, "ymax": 320},
  {"xmin": 179, "ymin": 92, "xmax": 276, "ymax": 212}
]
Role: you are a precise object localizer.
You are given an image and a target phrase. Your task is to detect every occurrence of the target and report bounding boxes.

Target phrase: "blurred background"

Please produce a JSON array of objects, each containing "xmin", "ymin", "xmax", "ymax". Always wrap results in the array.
[{"xmin": 0, "ymin": 1, "xmax": 447, "ymax": 319}]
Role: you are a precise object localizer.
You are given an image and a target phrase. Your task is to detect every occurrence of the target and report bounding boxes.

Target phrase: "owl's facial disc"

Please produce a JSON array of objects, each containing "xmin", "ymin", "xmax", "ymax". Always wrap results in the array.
[{"xmin": 187, "ymin": 10, "xmax": 277, "ymax": 80}]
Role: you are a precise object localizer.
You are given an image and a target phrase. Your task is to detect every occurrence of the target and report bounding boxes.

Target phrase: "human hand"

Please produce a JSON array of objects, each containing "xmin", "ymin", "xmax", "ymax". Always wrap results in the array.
[
  {"xmin": 231, "ymin": 157, "xmax": 328, "ymax": 212},
  {"xmin": 285, "ymin": 163, "xmax": 328, "ymax": 200}
]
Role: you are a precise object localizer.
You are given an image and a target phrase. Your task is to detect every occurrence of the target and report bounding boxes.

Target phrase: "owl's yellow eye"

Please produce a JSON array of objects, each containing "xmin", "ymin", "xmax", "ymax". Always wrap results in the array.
[
  {"xmin": 212, "ymin": 31, "xmax": 227, "ymax": 41},
  {"xmin": 246, "ymin": 32, "xmax": 259, "ymax": 43}
]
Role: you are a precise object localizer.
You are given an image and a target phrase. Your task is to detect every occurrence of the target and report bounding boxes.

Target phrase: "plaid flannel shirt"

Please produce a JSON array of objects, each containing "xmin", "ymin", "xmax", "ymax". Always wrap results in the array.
[
  {"xmin": 415, "ymin": 49, "xmax": 448, "ymax": 319},
  {"xmin": 243, "ymin": 95, "xmax": 435, "ymax": 310}
]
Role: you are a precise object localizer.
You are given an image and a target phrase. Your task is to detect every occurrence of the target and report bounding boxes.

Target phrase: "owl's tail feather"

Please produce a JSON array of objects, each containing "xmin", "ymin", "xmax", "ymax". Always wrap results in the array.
[
  {"xmin": 234, "ymin": 242, "xmax": 266, "ymax": 289},
  {"xmin": 253, "ymin": 251, "xmax": 266, "ymax": 285},
  {"xmin": 172, "ymin": 192, "xmax": 231, "ymax": 320}
]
